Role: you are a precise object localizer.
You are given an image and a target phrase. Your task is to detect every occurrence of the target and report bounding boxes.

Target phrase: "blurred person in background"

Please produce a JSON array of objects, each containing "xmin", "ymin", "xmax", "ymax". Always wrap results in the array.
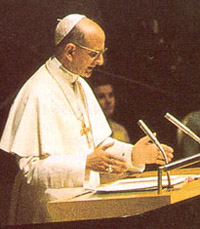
[
  {"xmin": 177, "ymin": 111, "xmax": 200, "ymax": 158},
  {"xmin": 89, "ymin": 71, "xmax": 130, "ymax": 143}
]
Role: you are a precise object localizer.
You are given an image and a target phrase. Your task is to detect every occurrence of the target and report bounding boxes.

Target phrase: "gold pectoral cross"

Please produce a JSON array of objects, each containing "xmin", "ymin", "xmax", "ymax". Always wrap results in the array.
[{"xmin": 80, "ymin": 120, "xmax": 91, "ymax": 147}]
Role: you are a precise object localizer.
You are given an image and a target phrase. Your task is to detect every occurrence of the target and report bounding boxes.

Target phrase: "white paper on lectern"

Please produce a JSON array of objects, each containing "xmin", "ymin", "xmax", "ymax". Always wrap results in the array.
[{"xmin": 93, "ymin": 175, "xmax": 189, "ymax": 192}]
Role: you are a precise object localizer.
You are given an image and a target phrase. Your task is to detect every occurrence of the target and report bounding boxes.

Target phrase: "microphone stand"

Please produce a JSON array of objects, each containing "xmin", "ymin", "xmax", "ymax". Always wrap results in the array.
[
  {"xmin": 137, "ymin": 120, "xmax": 172, "ymax": 189},
  {"xmin": 156, "ymin": 113, "xmax": 200, "ymax": 193},
  {"xmin": 137, "ymin": 118, "xmax": 200, "ymax": 194},
  {"xmin": 158, "ymin": 153, "xmax": 200, "ymax": 194}
]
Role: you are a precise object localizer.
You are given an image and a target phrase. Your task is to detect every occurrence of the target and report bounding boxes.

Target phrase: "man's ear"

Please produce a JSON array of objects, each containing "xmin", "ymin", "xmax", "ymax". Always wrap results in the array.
[{"xmin": 64, "ymin": 43, "xmax": 76, "ymax": 62}]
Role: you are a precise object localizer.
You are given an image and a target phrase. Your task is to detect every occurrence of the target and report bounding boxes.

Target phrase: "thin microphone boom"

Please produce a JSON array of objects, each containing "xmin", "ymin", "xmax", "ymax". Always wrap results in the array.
[
  {"xmin": 165, "ymin": 113, "xmax": 200, "ymax": 144},
  {"xmin": 137, "ymin": 120, "xmax": 171, "ymax": 187},
  {"xmin": 137, "ymin": 120, "xmax": 169, "ymax": 164}
]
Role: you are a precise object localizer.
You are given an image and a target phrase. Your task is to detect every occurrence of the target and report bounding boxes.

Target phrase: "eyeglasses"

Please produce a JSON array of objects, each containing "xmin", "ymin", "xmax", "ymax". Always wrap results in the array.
[{"xmin": 74, "ymin": 43, "xmax": 108, "ymax": 59}]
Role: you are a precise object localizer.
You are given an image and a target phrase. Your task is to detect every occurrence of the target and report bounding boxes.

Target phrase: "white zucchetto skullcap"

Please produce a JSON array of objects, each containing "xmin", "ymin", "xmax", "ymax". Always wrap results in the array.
[{"xmin": 55, "ymin": 14, "xmax": 86, "ymax": 45}]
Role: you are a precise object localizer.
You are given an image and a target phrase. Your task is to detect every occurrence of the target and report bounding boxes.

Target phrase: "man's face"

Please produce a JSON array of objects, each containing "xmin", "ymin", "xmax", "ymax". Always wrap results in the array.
[
  {"xmin": 70, "ymin": 26, "xmax": 106, "ymax": 78},
  {"xmin": 94, "ymin": 84, "xmax": 115, "ymax": 118}
]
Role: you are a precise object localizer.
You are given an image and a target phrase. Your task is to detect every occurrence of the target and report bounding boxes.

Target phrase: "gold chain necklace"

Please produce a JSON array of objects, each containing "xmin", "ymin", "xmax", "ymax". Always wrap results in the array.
[{"xmin": 45, "ymin": 63, "xmax": 95, "ymax": 149}]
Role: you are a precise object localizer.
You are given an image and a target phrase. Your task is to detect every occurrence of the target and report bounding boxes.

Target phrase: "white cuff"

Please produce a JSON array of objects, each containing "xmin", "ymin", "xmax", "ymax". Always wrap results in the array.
[{"xmin": 101, "ymin": 137, "xmax": 145, "ymax": 173}]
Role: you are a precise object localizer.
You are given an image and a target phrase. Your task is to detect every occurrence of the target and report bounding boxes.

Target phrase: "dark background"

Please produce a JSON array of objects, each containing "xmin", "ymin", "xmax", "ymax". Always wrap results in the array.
[{"xmin": 1, "ymin": 0, "xmax": 200, "ymax": 226}]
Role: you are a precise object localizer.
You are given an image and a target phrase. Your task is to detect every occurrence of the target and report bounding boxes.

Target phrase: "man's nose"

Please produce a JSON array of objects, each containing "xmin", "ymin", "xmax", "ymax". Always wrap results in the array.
[{"xmin": 95, "ymin": 54, "xmax": 104, "ymax": 66}]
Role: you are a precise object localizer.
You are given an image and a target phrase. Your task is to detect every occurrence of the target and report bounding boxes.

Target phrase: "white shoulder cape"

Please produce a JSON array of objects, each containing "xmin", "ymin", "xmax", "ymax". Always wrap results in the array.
[{"xmin": 0, "ymin": 57, "xmax": 111, "ymax": 158}]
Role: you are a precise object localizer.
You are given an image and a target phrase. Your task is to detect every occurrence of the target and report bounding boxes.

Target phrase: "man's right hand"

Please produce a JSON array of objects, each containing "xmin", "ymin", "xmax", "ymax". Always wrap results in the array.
[{"xmin": 86, "ymin": 142, "xmax": 128, "ymax": 174}]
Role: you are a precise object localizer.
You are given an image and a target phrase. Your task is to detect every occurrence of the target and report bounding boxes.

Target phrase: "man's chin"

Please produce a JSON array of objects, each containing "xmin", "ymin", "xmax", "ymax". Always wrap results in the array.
[{"xmin": 81, "ymin": 72, "xmax": 92, "ymax": 78}]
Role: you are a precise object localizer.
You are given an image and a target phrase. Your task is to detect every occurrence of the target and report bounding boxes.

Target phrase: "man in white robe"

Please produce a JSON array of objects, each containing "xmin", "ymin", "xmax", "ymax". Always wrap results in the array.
[{"xmin": 0, "ymin": 14, "xmax": 173, "ymax": 225}]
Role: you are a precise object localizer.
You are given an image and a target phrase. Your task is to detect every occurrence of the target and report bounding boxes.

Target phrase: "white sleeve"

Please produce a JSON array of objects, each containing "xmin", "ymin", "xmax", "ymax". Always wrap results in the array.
[
  {"xmin": 101, "ymin": 137, "xmax": 145, "ymax": 173},
  {"xmin": 18, "ymin": 153, "xmax": 88, "ymax": 189}
]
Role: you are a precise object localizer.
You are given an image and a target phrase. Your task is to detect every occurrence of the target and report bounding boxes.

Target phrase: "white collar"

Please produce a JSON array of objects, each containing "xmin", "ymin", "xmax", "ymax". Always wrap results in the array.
[{"xmin": 46, "ymin": 56, "xmax": 79, "ymax": 84}]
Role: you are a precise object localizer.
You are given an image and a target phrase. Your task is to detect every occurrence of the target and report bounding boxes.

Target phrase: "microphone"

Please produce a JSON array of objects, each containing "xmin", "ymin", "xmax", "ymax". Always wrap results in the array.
[
  {"xmin": 137, "ymin": 120, "xmax": 169, "ymax": 164},
  {"xmin": 164, "ymin": 113, "xmax": 200, "ymax": 144},
  {"xmin": 137, "ymin": 120, "xmax": 171, "ymax": 188}
]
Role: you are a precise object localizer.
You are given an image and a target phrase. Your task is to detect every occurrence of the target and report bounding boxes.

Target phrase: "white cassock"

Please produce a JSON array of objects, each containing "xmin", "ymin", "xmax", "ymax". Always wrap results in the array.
[{"xmin": 0, "ymin": 56, "xmax": 144, "ymax": 224}]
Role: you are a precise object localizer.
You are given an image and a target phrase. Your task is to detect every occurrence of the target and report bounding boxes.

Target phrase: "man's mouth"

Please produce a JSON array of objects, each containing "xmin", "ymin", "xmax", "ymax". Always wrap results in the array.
[{"xmin": 87, "ymin": 67, "xmax": 94, "ymax": 73}]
